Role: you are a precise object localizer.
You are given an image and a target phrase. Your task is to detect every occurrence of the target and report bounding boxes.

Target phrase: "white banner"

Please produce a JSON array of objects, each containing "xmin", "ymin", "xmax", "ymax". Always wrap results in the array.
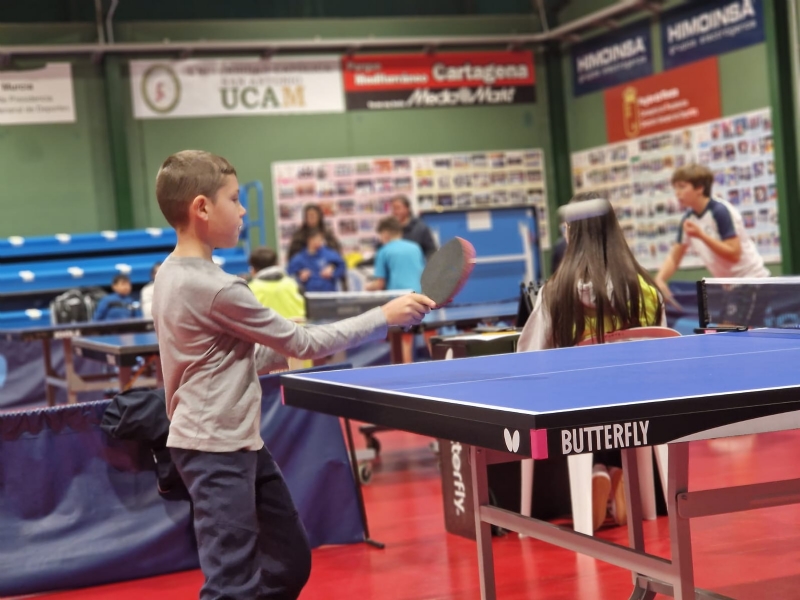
[
  {"xmin": 0, "ymin": 63, "xmax": 75, "ymax": 125},
  {"xmin": 130, "ymin": 57, "xmax": 345, "ymax": 119}
]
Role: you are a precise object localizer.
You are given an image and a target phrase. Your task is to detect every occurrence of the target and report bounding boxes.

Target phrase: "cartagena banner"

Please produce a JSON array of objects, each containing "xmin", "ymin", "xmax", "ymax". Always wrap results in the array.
[
  {"xmin": 342, "ymin": 51, "xmax": 536, "ymax": 111},
  {"xmin": 571, "ymin": 20, "xmax": 653, "ymax": 97},
  {"xmin": 661, "ymin": 0, "xmax": 764, "ymax": 70},
  {"xmin": 605, "ymin": 57, "xmax": 721, "ymax": 143},
  {"xmin": 129, "ymin": 57, "xmax": 345, "ymax": 119}
]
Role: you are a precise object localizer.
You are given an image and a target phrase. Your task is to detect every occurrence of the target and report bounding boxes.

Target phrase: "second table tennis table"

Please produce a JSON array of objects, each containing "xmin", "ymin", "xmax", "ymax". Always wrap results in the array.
[
  {"xmin": 1, "ymin": 319, "xmax": 155, "ymax": 404},
  {"xmin": 281, "ymin": 329, "xmax": 800, "ymax": 600},
  {"xmin": 72, "ymin": 332, "xmax": 161, "ymax": 392}
]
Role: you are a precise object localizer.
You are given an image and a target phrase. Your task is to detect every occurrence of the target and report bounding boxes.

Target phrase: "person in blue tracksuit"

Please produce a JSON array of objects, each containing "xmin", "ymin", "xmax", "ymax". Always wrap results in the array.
[
  {"xmin": 286, "ymin": 229, "xmax": 346, "ymax": 293},
  {"xmin": 93, "ymin": 274, "xmax": 142, "ymax": 321}
]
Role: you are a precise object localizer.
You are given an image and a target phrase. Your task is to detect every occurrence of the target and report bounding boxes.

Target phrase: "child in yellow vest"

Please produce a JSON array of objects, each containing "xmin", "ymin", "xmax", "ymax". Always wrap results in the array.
[{"xmin": 248, "ymin": 247, "xmax": 306, "ymax": 321}]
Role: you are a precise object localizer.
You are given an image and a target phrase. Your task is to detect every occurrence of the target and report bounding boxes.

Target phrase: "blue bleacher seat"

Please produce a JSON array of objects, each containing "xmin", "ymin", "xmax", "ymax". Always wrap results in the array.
[
  {"xmin": 0, "ymin": 248, "xmax": 248, "ymax": 295},
  {"xmin": 0, "ymin": 229, "xmax": 178, "ymax": 262},
  {"xmin": 0, "ymin": 309, "xmax": 51, "ymax": 329},
  {"xmin": 0, "ymin": 228, "xmax": 251, "ymax": 326}
]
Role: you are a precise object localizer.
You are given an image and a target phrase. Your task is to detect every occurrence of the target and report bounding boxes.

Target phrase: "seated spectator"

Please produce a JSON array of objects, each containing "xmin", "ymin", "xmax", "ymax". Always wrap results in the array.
[
  {"xmin": 287, "ymin": 229, "xmax": 345, "ymax": 293},
  {"xmin": 140, "ymin": 262, "xmax": 161, "ymax": 319},
  {"xmin": 366, "ymin": 217, "xmax": 425, "ymax": 292},
  {"xmin": 248, "ymin": 247, "xmax": 306, "ymax": 320},
  {"xmin": 93, "ymin": 274, "xmax": 142, "ymax": 321}
]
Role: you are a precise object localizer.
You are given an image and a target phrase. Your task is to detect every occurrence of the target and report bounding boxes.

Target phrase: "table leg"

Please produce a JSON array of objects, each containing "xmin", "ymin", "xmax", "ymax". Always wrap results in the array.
[
  {"xmin": 470, "ymin": 446, "xmax": 496, "ymax": 600},
  {"xmin": 388, "ymin": 330, "xmax": 404, "ymax": 365},
  {"xmin": 622, "ymin": 448, "xmax": 646, "ymax": 555},
  {"xmin": 667, "ymin": 442, "xmax": 694, "ymax": 600},
  {"xmin": 119, "ymin": 366, "xmax": 132, "ymax": 391},
  {"xmin": 342, "ymin": 418, "xmax": 384, "ymax": 550},
  {"xmin": 155, "ymin": 359, "xmax": 163, "ymax": 387},
  {"xmin": 622, "ymin": 448, "xmax": 657, "ymax": 600},
  {"xmin": 63, "ymin": 339, "xmax": 78, "ymax": 404},
  {"xmin": 400, "ymin": 332, "xmax": 414, "ymax": 364},
  {"xmin": 42, "ymin": 339, "xmax": 57, "ymax": 407}
]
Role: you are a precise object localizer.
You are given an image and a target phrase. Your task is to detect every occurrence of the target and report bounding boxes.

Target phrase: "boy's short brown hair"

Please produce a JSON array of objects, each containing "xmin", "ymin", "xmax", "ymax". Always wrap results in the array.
[
  {"xmin": 377, "ymin": 216, "xmax": 403, "ymax": 235},
  {"xmin": 671, "ymin": 164, "xmax": 713, "ymax": 197},
  {"xmin": 155, "ymin": 150, "xmax": 237, "ymax": 228},
  {"xmin": 112, "ymin": 273, "xmax": 131, "ymax": 286},
  {"xmin": 248, "ymin": 247, "xmax": 278, "ymax": 272}
]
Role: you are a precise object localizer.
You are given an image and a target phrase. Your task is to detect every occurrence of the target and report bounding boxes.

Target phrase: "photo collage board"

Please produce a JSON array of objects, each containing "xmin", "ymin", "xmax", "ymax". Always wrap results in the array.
[
  {"xmin": 272, "ymin": 148, "xmax": 550, "ymax": 264},
  {"xmin": 570, "ymin": 108, "xmax": 779, "ymax": 271}
]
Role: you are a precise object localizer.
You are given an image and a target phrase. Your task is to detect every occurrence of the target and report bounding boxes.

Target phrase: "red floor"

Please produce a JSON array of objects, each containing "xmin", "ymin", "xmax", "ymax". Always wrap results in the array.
[{"xmin": 13, "ymin": 427, "xmax": 800, "ymax": 599}]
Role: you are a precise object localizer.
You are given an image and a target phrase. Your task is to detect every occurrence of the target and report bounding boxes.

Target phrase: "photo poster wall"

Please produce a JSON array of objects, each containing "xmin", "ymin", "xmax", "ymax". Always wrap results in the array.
[
  {"xmin": 272, "ymin": 148, "xmax": 550, "ymax": 265},
  {"xmin": 570, "ymin": 107, "xmax": 779, "ymax": 271}
]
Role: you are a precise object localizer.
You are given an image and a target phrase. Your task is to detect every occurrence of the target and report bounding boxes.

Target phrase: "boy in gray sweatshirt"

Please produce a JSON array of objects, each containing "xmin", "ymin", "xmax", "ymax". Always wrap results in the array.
[{"xmin": 151, "ymin": 150, "xmax": 435, "ymax": 600}]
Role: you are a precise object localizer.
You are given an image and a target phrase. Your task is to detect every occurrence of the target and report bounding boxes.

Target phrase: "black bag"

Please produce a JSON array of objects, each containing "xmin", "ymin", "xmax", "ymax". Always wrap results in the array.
[
  {"xmin": 49, "ymin": 287, "xmax": 107, "ymax": 324},
  {"xmin": 101, "ymin": 387, "xmax": 189, "ymax": 501}
]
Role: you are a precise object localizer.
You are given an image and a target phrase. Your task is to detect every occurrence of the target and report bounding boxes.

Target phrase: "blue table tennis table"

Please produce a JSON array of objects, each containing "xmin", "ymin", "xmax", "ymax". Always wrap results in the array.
[
  {"xmin": 1, "ymin": 319, "xmax": 155, "ymax": 404},
  {"xmin": 72, "ymin": 332, "xmax": 161, "ymax": 393},
  {"xmin": 281, "ymin": 329, "xmax": 800, "ymax": 600}
]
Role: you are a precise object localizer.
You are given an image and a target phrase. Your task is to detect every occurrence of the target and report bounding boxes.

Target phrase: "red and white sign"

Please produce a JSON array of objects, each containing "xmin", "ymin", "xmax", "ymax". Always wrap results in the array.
[
  {"xmin": 605, "ymin": 57, "xmax": 721, "ymax": 142},
  {"xmin": 343, "ymin": 51, "xmax": 536, "ymax": 111}
]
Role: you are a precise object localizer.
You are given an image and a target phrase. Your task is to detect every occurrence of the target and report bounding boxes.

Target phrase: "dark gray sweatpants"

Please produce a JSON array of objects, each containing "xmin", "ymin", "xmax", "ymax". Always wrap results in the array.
[{"xmin": 171, "ymin": 445, "xmax": 312, "ymax": 600}]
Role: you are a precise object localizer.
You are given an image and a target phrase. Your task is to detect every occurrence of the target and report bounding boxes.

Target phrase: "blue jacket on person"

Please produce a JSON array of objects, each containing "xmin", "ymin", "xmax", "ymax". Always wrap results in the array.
[
  {"xmin": 93, "ymin": 293, "xmax": 142, "ymax": 321},
  {"xmin": 287, "ymin": 246, "xmax": 346, "ymax": 293}
]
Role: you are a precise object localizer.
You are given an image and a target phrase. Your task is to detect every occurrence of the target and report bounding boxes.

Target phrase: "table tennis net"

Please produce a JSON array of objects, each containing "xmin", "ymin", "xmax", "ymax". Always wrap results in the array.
[{"xmin": 699, "ymin": 277, "xmax": 800, "ymax": 328}]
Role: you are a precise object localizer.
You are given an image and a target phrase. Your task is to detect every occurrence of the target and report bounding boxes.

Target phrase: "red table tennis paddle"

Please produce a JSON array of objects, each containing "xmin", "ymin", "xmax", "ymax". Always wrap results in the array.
[{"xmin": 421, "ymin": 237, "xmax": 476, "ymax": 308}]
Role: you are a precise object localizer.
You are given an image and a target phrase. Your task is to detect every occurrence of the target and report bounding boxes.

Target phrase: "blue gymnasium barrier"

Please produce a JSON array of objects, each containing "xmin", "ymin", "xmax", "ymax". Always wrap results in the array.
[
  {"xmin": 421, "ymin": 208, "xmax": 542, "ymax": 305},
  {"xmin": 0, "ymin": 366, "xmax": 364, "ymax": 597}
]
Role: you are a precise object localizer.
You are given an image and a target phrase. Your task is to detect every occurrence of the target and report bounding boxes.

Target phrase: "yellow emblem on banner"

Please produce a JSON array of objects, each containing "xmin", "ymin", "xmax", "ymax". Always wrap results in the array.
[{"xmin": 622, "ymin": 86, "xmax": 640, "ymax": 139}]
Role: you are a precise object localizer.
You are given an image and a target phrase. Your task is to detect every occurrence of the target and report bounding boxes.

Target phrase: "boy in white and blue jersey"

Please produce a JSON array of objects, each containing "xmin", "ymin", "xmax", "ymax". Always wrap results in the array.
[{"xmin": 655, "ymin": 164, "xmax": 768, "ymax": 306}]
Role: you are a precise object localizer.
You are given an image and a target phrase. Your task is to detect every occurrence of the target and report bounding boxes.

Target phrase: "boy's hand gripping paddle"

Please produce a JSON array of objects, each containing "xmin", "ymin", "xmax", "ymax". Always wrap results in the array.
[{"xmin": 420, "ymin": 237, "xmax": 476, "ymax": 308}]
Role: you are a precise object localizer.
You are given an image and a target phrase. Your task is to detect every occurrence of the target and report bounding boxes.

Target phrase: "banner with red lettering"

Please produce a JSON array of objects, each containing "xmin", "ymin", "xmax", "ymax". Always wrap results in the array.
[
  {"xmin": 342, "ymin": 51, "xmax": 536, "ymax": 111},
  {"xmin": 605, "ymin": 57, "xmax": 721, "ymax": 143}
]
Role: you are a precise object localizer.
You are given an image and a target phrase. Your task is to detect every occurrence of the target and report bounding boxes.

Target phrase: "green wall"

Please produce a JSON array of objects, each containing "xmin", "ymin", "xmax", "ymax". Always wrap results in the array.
[
  {"xmin": 0, "ymin": 25, "xmax": 117, "ymax": 236},
  {"xmin": 0, "ymin": 16, "xmax": 556, "ymax": 247},
  {"xmin": 1, "ymin": 2, "xmax": 796, "ymax": 282}
]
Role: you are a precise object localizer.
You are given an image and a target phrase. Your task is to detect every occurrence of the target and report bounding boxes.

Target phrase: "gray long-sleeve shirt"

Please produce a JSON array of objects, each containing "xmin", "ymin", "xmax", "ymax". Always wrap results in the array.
[{"xmin": 152, "ymin": 256, "xmax": 387, "ymax": 452}]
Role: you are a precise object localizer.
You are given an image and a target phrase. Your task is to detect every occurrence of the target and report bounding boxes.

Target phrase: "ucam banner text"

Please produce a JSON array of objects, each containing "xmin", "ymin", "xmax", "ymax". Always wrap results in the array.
[{"xmin": 130, "ymin": 57, "xmax": 345, "ymax": 119}]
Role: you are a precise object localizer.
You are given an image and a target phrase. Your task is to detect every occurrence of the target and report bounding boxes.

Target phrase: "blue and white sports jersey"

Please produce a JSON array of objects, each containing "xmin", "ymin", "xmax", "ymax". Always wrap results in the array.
[{"xmin": 677, "ymin": 198, "xmax": 768, "ymax": 278}]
